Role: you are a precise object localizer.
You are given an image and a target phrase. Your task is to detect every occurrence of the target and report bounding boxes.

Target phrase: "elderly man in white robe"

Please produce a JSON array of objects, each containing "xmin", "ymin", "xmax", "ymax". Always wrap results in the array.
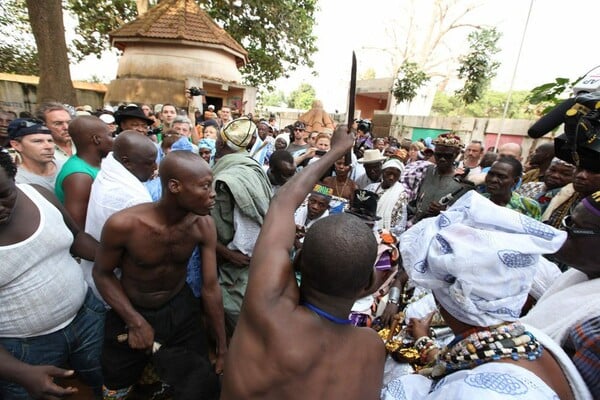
[{"xmin": 365, "ymin": 158, "xmax": 408, "ymax": 236}]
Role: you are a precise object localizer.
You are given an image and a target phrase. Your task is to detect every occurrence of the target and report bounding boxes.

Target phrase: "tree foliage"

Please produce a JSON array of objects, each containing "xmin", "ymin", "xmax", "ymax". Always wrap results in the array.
[
  {"xmin": 455, "ymin": 27, "xmax": 501, "ymax": 105},
  {"xmin": 391, "ymin": 61, "xmax": 430, "ymax": 103},
  {"xmin": 66, "ymin": 0, "xmax": 139, "ymax": 62},
  {"xmin": 259, "ymin": 90, "xmax": 288, "ymax": 108},
  {"xmin": 64, "ymin": 0, "xmax": 317, "ymax": 88},
  {"xmin": 0, "ymin": 0, "xmax": 38, "ymax": 75},
  {"xmin": 527, "ymin": 77, "xmax": 576, "ymax": 115},
  {"xmin": 431, "ymin": 90, "xmax": 533, "ymax": 119},
  {"xmin": 288, "ymin": 83, "xmax": 315, "ymax": 110}
]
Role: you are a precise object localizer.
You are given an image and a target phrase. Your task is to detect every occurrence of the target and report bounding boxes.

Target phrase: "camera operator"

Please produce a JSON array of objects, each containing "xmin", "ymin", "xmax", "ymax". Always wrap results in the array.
[{"xmin": 527, "ymin": 92, "xmax": 600, "ymax": 230}]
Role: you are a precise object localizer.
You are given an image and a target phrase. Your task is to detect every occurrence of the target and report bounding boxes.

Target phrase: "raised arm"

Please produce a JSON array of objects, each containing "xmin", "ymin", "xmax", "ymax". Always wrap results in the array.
[
  {"xmin": 244, "ymin": 126, "xmax": 355, "ymax": 310},
  {"xmin": 92, "ymin": 214, "xmax": 155, "ymax": 350},
  {"xmin": 198, "ymin": 217, "xmax": 227, "ymax": 374}
]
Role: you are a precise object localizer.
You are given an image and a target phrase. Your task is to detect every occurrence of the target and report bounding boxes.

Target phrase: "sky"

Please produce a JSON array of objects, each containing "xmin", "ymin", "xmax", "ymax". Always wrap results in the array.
[{"xmin": 70, "ymin": 0, "xmax": 600, "ymax": 111}]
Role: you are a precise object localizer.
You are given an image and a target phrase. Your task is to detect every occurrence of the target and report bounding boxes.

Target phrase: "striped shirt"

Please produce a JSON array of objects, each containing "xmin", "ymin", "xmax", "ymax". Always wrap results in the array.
[{"xmin": 569, "ymin": 315, "xmax": 600, "ymax": 399}]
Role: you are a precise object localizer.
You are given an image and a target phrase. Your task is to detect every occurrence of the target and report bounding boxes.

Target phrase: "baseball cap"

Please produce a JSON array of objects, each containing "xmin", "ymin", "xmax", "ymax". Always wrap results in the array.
[{"xmin": 8, "ymin": 118, "xmax": 51, "ymax": 140}]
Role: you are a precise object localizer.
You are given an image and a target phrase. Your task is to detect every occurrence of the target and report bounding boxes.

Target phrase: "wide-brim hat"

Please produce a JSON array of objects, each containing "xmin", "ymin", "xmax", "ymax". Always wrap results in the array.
[
  {"xmin": 346, "ymin": 189, "xmax": 381, "ymax": 221},
  {"xmin": 358, "ymin": 149, "xmax": 386, "ymax": 164},
  {"xmin": 114, "ymin": 105, "xmax": 153, "ymax": 126}
]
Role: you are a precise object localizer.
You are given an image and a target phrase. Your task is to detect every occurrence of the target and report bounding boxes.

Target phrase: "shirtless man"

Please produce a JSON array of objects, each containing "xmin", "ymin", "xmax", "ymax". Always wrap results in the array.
[
  {"xmin": 221, "ymin": 126, "xmax": 385, "ymax": 400},
  {"xmin": 93, "ymin": 151, "xmax": 226, "ymax": 399}
]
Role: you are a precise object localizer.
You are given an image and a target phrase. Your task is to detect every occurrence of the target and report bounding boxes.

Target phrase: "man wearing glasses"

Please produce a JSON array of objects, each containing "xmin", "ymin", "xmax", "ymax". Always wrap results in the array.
[
  {"xmin": 411, "ymin": 133, "xmax": 472, "ymax": 223},
  {"xmin": 523, "ymin": 191, "xmax": 600, "ymax": 398},
  {"xmin": 35, "ymin": 102, "xmax": 74, "ymax": 163}
]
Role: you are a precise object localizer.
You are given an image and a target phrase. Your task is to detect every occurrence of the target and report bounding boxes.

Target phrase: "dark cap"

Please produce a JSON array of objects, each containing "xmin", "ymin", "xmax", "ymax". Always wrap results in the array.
[
  {"xmin": 346, "ymin": 189, "xmax": 381, "ymax": 221},
  {"xmin": 114, "ymin": 105, "xmax": 153, "ymax": 126},
  {"xmin": 8, "ymin": 118, "xmax": 51, "ymax": 140},
  {"xmin": 293, "ymin": 121, "xmax": 305, "ymax": 130},
  {"xmin": 202, "ymin": 119, "xmax": 219, "ymax": 129}
]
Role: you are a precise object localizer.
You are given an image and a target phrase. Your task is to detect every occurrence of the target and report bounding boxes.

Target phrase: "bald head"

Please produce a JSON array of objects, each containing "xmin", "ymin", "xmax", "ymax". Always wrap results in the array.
[
  {"xmin": 159, "ymin": 151, "xmax": 211, "ymax": 191},
  {"xmin": 68, "ymin": 116, "xmax": 110, "ymax": 148},
  {"xmin": 498, "ymin": 142, "xmax": 523, "ymax": 161},
  {"xmin": 113, "ymin": 130, "xmax": 157, "ymax": 182},
  {"xmin": 113, "ymin": 130, "xmax": 156, "ymax": 159},
  {"xmin": 529, "ymin": 142, "xmax": 555, "ymax": 169}
]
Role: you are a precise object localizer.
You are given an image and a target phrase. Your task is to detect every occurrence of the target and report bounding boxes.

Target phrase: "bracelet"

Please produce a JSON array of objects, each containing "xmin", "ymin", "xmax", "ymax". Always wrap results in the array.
[
  {"xmin": 388, "ymin": 287, "xmax": 401, "ymax": 305},
  {"xmin": 414, "ymin": 336, "xmax": 435, "ymax": 352}
]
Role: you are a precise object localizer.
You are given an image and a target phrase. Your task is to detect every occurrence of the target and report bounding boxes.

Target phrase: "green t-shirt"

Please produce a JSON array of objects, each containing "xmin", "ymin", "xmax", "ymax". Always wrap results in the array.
[{"xmin": 55, "ymin": 155, "xmax": 99, "ymax": 203}]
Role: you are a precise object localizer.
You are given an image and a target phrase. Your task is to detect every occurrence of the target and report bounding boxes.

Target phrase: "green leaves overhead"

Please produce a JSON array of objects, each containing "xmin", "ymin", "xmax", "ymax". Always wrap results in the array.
[
  {"xmin": 391, "ymin": 61, "xmax": 430, "ymax": 103},
  {"xmin": 455, "ymin": 27, "xmax": 501, "ymax": 105}
]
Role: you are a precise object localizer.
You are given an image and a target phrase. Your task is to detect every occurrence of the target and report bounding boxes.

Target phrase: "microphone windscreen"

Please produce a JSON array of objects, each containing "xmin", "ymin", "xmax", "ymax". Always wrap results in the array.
[{"xmin": 527, "ymin": 97, "xmax": 576, "ymax": 138}]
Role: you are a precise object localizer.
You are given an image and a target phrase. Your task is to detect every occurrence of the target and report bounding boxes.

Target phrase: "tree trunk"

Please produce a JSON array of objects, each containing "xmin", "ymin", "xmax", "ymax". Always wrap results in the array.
[
  {"xmin": 136, "ymin": 0, "xmax": 149, "ymax": 15},
  {"xmin": 25, "ymin": 0, "xmax": 77, "ymax": 105}
]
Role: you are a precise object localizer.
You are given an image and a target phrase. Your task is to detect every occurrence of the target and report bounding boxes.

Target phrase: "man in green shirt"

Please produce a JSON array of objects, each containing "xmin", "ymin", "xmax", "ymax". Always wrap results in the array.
[{"xmin": 55, "ymin": 116, "xmax": 113, "ymax": 228}]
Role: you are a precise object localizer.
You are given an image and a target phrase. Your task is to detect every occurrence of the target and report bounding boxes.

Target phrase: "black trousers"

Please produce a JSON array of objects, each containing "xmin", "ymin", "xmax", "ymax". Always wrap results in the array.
[{"xmin": 102, "ymin": 285, "xmax": 218, "ymax": 400}]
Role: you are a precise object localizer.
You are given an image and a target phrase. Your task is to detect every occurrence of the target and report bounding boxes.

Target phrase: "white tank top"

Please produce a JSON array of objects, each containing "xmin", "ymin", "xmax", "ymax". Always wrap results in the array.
[{"xmin": 0, "ymin": 184, "xmax": 87, "ymax": 337}]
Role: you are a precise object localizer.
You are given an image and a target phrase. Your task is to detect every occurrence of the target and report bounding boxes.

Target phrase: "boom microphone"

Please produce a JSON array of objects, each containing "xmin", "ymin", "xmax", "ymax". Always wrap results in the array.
[{"xmin": 527, "ymin": 97, "xmax": 576, "ymax": 138}]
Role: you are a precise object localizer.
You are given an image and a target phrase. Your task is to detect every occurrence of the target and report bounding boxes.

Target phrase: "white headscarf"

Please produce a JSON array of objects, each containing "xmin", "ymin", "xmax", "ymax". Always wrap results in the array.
[{"xmin": 400, "ymin": 191, "xmax": 566, "ymax": 326}]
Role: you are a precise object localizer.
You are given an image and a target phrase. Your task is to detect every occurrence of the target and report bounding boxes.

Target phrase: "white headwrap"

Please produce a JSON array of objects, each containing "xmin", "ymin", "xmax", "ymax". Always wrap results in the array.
[
  {"xmin": 400, "ymin": 191, "xmax": 566, "ymax": 326},
  {"xmin": 275, "ymin": 133, "xmax": 290, "ymax": 148},
  {"xmin": 382, "ymin": 158, "xmax": 404, "ymax": 173}
]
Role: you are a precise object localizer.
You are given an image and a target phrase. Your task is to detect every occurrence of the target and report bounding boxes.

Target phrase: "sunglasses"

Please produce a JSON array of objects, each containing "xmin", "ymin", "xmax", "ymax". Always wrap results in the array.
[
  {"xmin": 561, "ymin": 215, "xmax": 600, "ymax": 236},
  {"xmin": 294, "ymin": 128, "xmax": 305, "ymax": 132}
]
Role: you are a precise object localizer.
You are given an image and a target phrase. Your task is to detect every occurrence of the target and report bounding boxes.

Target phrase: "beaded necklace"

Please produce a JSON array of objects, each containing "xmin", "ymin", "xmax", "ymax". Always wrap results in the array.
[
  {"xmin": 431, "ymin": 321, "xmax": 543, "ymax": 378},
  {"xmin": 334, "ymin": 176, "xmax": 350, "ymax": 198}
]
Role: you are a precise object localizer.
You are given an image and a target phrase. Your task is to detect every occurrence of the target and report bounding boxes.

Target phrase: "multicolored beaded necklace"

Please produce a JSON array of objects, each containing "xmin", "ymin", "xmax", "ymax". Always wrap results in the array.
[{"xmin": 431, "ymin": 321, "xmax": 543, "ymax": 378}]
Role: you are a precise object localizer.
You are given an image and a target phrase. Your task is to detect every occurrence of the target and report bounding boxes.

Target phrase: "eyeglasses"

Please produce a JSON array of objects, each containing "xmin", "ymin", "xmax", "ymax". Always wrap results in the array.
[
  {"xmin": 294, "ymin": 128, "xmax": 305, "ymax": 132},
  {"xmin": 561, "ymin": 215, "xmax": 600, "ymax": 236}
]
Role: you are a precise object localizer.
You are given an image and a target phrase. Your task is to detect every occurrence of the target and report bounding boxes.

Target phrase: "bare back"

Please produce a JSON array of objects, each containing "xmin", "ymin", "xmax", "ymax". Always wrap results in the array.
[{"xmin": 222, "ymin": 302, "xmax": 385, "ymax": 400}]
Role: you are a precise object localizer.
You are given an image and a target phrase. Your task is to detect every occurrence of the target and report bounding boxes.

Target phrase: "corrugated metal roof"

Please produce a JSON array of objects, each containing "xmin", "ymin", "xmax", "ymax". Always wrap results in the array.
[{"xmin": 109, "ymin": 0, "xmax": 247, "ymax": 64}]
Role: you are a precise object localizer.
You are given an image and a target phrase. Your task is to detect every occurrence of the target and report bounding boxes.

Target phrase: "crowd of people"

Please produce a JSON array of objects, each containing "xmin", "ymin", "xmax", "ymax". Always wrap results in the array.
[{"xmin": 0, "ymin": 100, "xmax": 598, "ymax": 400}]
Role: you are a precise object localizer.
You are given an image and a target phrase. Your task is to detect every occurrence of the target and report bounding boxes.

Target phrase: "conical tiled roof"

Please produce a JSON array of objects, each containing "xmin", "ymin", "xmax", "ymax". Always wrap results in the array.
[{"xmin": 109, "ymin": 0, "xmax": 247, "ymax": 66}]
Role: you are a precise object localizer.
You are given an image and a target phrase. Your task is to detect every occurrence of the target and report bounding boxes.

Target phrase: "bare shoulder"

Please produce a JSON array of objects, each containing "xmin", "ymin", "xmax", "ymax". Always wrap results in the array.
[{"xmin": 104, "ymin": 203, "xmax": 153, "ymax": 233}]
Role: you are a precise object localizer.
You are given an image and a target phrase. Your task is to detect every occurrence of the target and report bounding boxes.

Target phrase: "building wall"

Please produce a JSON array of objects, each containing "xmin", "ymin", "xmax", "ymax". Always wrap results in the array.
[
  {"xmin": 0, "ymin": 73, "xmax": 106, "ymax": 114},
  {"xmin": 356, "ymin": 95, "xmax": 387, "ymax": 119},
  {"xmin": 105, "ymin": 43, "xmax": 255, "ymax": 112}
]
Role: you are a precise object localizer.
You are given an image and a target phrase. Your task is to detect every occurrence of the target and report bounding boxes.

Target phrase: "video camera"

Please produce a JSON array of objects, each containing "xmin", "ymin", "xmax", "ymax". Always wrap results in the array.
[
  {"xmin": 528, "ymin": 92, "xmax": 600, "ymax": 173},
  {"xmin": 187, "ymin": 87, "xmax": 206, "ymax": 97}
]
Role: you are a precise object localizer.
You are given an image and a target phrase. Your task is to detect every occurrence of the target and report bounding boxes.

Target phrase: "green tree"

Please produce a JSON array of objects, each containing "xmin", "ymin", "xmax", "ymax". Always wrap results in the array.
[
  {"xmin": 65, "ymin": 0, "xmax": 317, "ymax": 88},
  {"xmin": 391, "ymin": 61, "xmax": 430, "ymax": 103},
  {"xmin": 431, "ymin": 90, "xmax": 533, "ymax": 119},
  {"xmin": 259, "ymin": 90, "xmax": 288, "ymax": 107},
  {"xmin": 0, "ymin": 0, "xmax": 38, "ymax": 76},
  {"xmin": 527, "ymin": 77, "xmax": 576, "ymax": 115},
  {"xmin": 288, "ymin": 83, "xmax": 315, "ymax": 110},
  {"xmin": 455, "ymin": 27, "xmax": 501, "ymax": 105}
]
